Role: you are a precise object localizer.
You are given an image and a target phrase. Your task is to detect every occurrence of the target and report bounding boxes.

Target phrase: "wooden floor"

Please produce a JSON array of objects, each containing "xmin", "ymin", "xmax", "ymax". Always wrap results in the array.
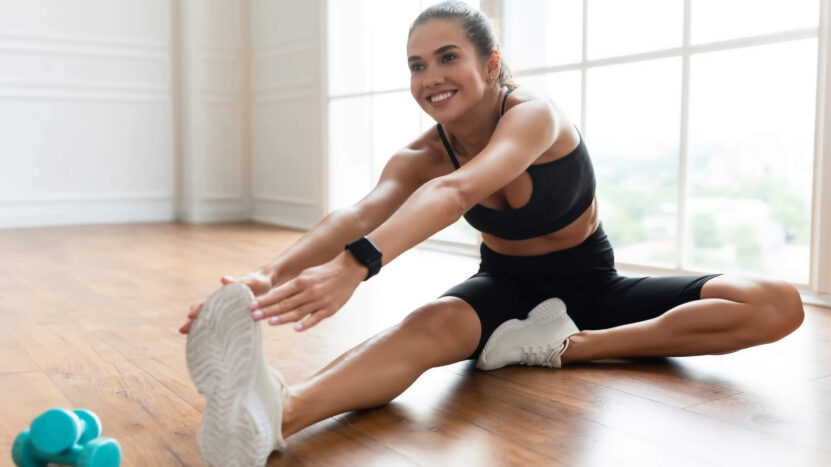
[{"xmin": 1, "ymin": 222, "xmax": 830, "ymax": 466}]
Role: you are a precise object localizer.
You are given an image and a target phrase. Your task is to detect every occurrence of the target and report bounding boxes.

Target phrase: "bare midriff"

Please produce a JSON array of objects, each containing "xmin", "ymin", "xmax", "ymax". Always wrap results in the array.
[{"xmin": 481, "ymin": 197, "xmax": 599, "ymax": 256}]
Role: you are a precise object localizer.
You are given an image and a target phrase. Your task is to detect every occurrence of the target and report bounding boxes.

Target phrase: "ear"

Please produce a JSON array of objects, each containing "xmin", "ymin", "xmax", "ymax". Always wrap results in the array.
[{"xmin": 488, "ymin": 50, "xmax": 501, "ymax": 80}]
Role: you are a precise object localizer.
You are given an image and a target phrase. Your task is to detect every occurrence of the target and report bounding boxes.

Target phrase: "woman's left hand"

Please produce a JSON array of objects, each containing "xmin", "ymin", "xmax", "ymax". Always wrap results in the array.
[{"xmin": 249, "ymin": 252, "xmax": 367, "ymax": 331}]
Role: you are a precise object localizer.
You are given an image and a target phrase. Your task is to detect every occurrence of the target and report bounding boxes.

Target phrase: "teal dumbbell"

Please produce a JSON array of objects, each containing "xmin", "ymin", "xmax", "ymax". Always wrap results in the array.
[{"xmin": 11, "ymin": 408, "xmax": 121, "ymax": 467}]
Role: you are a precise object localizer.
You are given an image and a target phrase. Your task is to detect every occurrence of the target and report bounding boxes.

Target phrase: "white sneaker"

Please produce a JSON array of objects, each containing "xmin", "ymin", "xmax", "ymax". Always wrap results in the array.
[
  {"xmin": 186, "ymin": 283, "xmax": 289, "ymax": 466},
  {"xmin": 476, "ymin": 297, "xmax": 579, "ymax": 371}
]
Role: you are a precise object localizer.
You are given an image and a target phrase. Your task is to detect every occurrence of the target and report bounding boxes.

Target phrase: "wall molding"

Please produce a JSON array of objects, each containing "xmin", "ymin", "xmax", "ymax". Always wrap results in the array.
[
  {"xmin": 0, "ymin": 81, "xmax": 169, "ymax": 94},
  {"xmin": 0, "ymin": 32, "xmax": 167, "ymax": 49},
  {"xmin": 202, "ymin": 194, "xmax": 245, "ymax": 202},
  {"xmin": 253, "ymin": 194, "xmax": 317, "ymax": 207},
  {"xmin": 0, "ymin": 33, "xmax": 168, "ymax": 60},
  {"xmin": 253, "ymin": 89, "xmax": 317, "ymax": 103},
  {"xmin": 0, "ymin": 90, "xmax": 170, "ymax": 103},
  {"xmin": 0, "ymin": 193, "xmax": 174, "ymax": 204},
  {"xmin": 196, "ymin": 44, "xmax": 244, "ymax": 60},
  {"xmin": 201, "ymin": 93, "xmax": 243, "ymax": 104},
  {"xmin": 252, "ymin": 35, "xmax": 317, "ymax": 57},
  {"xmin": 252, "ymin": 79, "xmax": 317, "ymax": 95}
]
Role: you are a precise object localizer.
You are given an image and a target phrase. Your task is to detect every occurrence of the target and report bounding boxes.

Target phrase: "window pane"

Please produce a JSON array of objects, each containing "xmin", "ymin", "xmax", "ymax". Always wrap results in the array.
[
  {"xmin": 686, "ymin": 40, "xmax": 816, "ymax": 282},
  {"xmin": 588, "ymin": 0, "xmax": 683, "ymax": 60},
  {"xmin": 329, "ymin": 97, "xmax": 372, "ymax": 211},
  {"xmin": 587, "ymin": 58, "xmax": 682, "ymax": 267},
  {"xmin": 420, "ymin": 107, "xmax": 435, "ymax": 133},
  {"xmin": 520, "ymin": 71, "xmax": 582, "ymax": 127},
  {"xmin": 371, "ymin": 92, "xmax": 422, "ymax": 181},
  {"xmin": 328, "ymin": 0, "xmax": 372, "ymax": 96},
  {"xmin": 691, "ymin": 0, "xmax": 820, "ymax": 45},
  {"xmin": 369, "ymin": 0, "xmax": 422, "ymax": 92},
  {"xmin": 504, "ymin": 0, "xmax": 582, "ymax": 70}
]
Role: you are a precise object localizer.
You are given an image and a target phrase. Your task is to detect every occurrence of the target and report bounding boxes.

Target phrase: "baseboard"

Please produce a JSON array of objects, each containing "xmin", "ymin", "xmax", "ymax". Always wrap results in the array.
[{"xmin": 0, "ymin": 198, "xmax": 175, "ymax": 229}]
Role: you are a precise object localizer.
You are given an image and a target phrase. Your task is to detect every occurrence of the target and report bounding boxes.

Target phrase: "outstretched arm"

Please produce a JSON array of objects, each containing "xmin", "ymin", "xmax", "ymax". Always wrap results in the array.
[
  {"xmin": 180, "ymin": 148, "xmax": 426, "ymax": 334},
  {"xmin": 253, "ymin": 99, "xmax": 560, "ymax": 330},
  {"xmin": 257, "ymin": 150, "xmax": 426, "ymax": 287}
]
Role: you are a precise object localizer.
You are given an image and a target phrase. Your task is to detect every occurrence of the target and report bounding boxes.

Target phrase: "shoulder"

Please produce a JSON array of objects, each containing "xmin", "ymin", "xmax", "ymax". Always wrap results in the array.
[
  {"xmin": 502, "ymin": 87, "xmax": 558, "ymax": 122},
  {"xmin": 498, "ymin": 87, "xmax": 575, "ymax": 143}
]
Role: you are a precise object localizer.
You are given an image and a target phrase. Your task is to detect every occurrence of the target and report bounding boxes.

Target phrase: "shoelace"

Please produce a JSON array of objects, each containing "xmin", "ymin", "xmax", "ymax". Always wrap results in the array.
[{"xmin": 519, "ymin": 342, "xmax": 565, "ymax": 367}]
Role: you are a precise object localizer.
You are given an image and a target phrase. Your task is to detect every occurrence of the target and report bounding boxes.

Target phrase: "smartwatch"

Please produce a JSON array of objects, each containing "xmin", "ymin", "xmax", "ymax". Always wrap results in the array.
[{"xmin": 345, "ymin": 236, "xmax": 383, "ymax": 280}]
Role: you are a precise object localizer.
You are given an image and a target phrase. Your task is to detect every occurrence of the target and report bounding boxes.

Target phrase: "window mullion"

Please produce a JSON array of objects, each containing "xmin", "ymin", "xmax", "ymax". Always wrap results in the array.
[
  {"xmin": 581, "ymin": 0, "xmax": 589, "ymax": 133},
  {"xmin": 677, "ymin": 0, "xmax": 692, "ymax": 270},
  {"xmin": 811, "ymin": 0, "xmax": 831, "ymax": 295}
]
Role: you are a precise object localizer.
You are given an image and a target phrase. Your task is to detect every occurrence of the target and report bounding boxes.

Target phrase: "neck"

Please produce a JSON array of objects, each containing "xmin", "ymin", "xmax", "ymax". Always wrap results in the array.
[{"xmin": 442, "ymin": 85, "xmax": 503, "ymax": 157}]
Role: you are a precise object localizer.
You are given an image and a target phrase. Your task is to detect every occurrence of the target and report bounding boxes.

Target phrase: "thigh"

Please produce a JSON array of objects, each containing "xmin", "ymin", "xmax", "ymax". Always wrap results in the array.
[
  {"xmin": 700, "ymin": 274, "xmax": 791, "ymax": 303},
  {"xmin": 578, "ymin": 273, "xmax": 722, "ymax": 330},
  {"xmin": 439, "ymin": 272, "xmax": 540, "ymax": 359}
]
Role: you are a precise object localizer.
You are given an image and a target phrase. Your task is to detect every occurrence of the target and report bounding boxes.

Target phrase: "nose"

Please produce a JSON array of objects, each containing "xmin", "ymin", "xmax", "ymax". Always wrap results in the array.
[{"xmin": 423, "ymin": 69, "xmax": 444, "ymax": 88}]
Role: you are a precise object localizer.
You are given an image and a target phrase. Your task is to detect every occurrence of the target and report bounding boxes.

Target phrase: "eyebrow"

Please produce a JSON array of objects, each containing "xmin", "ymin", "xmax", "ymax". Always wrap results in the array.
[{"xmin": 408, "ymin": 44, "xmax": 461, "ymax": 62}]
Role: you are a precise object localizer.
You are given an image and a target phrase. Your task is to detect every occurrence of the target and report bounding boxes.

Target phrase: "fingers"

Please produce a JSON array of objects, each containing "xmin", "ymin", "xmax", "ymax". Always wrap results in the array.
[
  {"xmin": 188, "ymin": 303, "xmax": 202, "ymax": 319},
  {"xmin": 253, "ymin": 291, "xmax": 313, "ymax": 321},
  {"xmin": 262, "ymin": 302, "xmax": 318, "ymax": 325},
  {"xmin": 295, "ymin": 310, "xmax": 331, "ymax": 331},
  {"xmin": 254, "ymin": 278, "xmax": 304, "ymax": 310},
  {"xmin": 220, "ymin": 276, "xmax": 236, "ymax": 284},
  {"xmin": 266, "ymin": 307, "xmax": 330, "ymax": 332},
  {"xmin": 179, "ymin": 319, "xmax": 193, "ymax": 334}
]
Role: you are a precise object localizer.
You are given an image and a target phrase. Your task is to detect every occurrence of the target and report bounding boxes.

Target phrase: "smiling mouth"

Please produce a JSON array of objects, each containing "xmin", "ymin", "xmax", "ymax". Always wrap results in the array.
[{"xmin": 428, "ymin": 90, "xmax": 457, "ymax": 103}]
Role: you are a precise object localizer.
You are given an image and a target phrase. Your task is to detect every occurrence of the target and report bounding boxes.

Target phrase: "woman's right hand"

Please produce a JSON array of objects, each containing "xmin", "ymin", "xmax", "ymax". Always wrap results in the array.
[{"xmin": 179, "ymin": 271, "xmax": 273, "ymax": 334}]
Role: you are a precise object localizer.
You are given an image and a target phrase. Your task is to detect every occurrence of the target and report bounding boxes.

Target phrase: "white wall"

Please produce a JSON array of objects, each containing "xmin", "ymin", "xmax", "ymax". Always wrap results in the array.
[
  {"xmin": 177, "ymin": 0, "xmax": 252, "ymax": 223},
  {"xmin": 0, "ymin": 0, "xmax": 175, "ymax": 228},
  {"xmin": 0, "ymin": 0, "xmax": 326, "ymax": 230},
  {"xmin": 249, "ymin": 0, "xmax": 325, "ymax": 230}
]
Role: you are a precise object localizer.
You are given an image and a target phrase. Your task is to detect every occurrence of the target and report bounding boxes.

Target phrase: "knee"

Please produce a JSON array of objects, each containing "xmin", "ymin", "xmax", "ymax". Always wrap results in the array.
[
  {"xmin": 398, "ymin": 299, "xmax": 479, "ymax": 354},
  {"xmin": 755, "ymin": 280, "xmax": 804, "ymax": 343}
]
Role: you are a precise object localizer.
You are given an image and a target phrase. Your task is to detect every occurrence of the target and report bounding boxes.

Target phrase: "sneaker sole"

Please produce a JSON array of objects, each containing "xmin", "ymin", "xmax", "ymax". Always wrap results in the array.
[
  {"xmin": 186, "ymin": 283, "xmax": 273, "ymax": 467},
  {"xmin": 477, "ymin": 297, "xmax": 567, "ymax": 370}
]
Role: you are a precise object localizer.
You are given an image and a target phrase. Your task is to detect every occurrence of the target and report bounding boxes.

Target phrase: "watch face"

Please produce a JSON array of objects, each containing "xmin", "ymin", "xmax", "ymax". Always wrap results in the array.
[
  {"xmin": 348, "ymin": 237, "xmax": 382, "ymax": 279},
  {"xmin": 350, "ymin": 238, "xmax": 381, "ymax": 262}
]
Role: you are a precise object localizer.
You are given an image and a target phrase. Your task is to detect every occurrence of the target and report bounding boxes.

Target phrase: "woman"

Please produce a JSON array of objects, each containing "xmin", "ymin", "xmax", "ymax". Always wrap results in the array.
[{"xmin": 180, "ymin": 2, "xmax": 805, "ymax": 465}]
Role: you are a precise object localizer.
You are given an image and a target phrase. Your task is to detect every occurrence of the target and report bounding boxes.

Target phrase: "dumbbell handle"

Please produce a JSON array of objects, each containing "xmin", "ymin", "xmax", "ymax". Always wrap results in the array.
[{"xmin": 31, "ymin": 444, "xmax": 83, "ymax": 465}]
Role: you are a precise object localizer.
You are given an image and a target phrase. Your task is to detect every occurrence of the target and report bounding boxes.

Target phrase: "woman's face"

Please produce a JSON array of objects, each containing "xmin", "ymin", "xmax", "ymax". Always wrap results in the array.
[{"xmin": 407, "ymin": 19, "xmax": 491, "ymax": 123}]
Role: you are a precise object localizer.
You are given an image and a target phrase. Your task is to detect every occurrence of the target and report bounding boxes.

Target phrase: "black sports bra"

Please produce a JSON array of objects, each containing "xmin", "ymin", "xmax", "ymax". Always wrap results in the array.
[{"xmin": 436, "ymin": 89, "xmax": 597, "ymax": 240}]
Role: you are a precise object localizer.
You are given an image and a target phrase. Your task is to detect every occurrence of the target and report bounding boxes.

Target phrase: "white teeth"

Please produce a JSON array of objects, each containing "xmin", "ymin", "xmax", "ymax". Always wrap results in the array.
[{"xmin": 430, "ymin": 91, "xmax": 455, "ymax": 103}]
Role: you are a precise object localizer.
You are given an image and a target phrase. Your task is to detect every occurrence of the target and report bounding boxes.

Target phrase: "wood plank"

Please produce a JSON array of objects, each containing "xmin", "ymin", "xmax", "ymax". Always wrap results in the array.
[
  {"xmin": 12, "ymin": 321, "xmax": 201, "ymax": 440},
  {"xmin": 266, "ymin": 417, "xmax": 420, "ymax": 467},
  {"xmin": 118, "ymin": 424, "xmax": 202, "ymax": 467},
  {"xmin": 687, "ymin": 392, "xmax": 831, "ymax": 454},
  {"xmin": 565, "ymin": 358, "xmax": 742, "ymax": 408},
  {"xmin": 0, "ymin": 318, "xmax": 40, "ymax": 374},
  {"xmin": 405, "ymin": 365, "xmax": 707, "ymax": 467},
  {"xmin": 476, "ymin": 366, "xmax": 829, "ymax": 465},
  {"xmin": 93, "ymin": 324, "xmax": 204, "ymax": 412}
]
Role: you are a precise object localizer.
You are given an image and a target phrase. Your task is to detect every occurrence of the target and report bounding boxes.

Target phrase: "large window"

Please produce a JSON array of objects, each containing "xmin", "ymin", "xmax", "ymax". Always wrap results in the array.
[
  {"xmin": 328, "ymin": 0, "xmax": 828, "ymax": 287},
  {"xmin": 504, "ymin": 0, "xmax": 821, "ymax": 284}
]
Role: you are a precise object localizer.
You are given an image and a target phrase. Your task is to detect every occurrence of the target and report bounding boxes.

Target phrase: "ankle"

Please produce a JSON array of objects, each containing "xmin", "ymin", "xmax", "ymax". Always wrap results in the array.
[
  {"xmin": 280, "ymin": 393, "xmax": 300, "ymax": 438},
  {"xmin": 560, "ymin": 331, "xmax": 589, "ymax": 365}
]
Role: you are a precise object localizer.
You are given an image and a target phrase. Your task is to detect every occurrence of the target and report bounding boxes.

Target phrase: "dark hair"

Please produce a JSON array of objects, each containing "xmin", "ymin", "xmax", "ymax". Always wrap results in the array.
[{"xmin": 408, "ymin": 0, "xmax": 518, "ymax": 90}]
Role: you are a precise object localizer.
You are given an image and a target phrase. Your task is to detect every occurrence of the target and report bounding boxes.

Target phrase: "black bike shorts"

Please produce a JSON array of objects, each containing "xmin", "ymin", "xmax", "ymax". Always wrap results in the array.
[{"xmin": 439, "ymin": 224, "xmax": 721, "ymax": 359}]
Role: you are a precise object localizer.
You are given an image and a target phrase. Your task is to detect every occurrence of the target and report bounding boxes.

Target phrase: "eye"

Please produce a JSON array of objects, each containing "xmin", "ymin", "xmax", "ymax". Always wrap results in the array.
[
  {"xmin": 410, "ymin": 63, "xmax": 425, "ymax": 72},
  {"xmin": 441, "ymin": 53, "xmax": 457, "ymax": 63}
]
